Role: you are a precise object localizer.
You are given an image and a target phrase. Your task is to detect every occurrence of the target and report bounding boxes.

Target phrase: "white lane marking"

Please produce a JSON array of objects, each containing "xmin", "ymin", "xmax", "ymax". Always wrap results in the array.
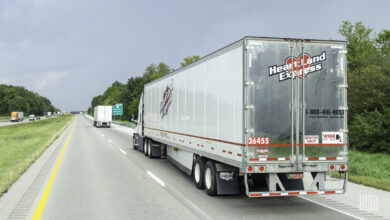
[
  {"xmin": 299, "ymin": 196, "xmax": 365, "ymax": 220},
  {"xmin": 146, "ymin": 171, "xmax": 166, "ymax": 187},
  {"xmin": 119, "ymin": 149, "xmax": 127, "ymax": 155},
  {"xmin": 108, "ymin": 139, "xmax": 113, "ymax": 143},
  {"xmin": 184, "ymin": 198, "xmax": 213, "ymax": 220}
]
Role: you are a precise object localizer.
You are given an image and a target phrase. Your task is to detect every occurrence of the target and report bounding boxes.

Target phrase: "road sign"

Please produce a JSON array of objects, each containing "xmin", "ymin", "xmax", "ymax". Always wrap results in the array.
[{"xmin": 113, "ymin": 103, "xmax": 123, "ymax": 116}]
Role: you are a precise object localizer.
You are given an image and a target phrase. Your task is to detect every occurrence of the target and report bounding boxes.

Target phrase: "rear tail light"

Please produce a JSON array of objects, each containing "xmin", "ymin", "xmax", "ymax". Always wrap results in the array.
[
  {"xmin": 329, "ymin": 165, "xmax": 335, "ymax": 170},
  {"xmin": 247, "ymin": 166, "xmax": 253, "ymax": 172},
  {"xmin": 340, "ymin": 164, "xmax": 347, "ymax": 170},
  {"xmin": 259, "ymin": 166, "xmax": 265, "ymax": 172}
]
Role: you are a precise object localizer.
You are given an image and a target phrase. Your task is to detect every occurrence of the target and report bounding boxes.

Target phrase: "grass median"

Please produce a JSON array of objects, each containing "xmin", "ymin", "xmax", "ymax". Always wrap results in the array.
[
  {"xmin": 330, "ymin": 150, "xmax": 390, "ymax": 191},
  {"xmin": 0, "ymin": 115, "xmax": 75, "ymax": 196}
]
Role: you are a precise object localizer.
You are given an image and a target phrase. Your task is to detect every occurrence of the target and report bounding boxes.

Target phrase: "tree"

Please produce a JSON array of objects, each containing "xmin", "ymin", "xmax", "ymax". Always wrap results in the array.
[
  {"xmin": 339, "ymin": 21, "xmax": 390, "ymax": 153},
  {"xmin": 180, "ymin": 55, "xmax": 200, "ymax": 67}
]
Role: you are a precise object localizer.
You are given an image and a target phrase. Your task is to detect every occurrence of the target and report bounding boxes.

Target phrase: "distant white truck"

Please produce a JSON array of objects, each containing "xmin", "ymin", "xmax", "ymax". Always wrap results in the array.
[
  {"xmin": 93, "ymin": 106, "xmax": 112, "ymax": 128},
  {"xmin": 133, "ymin": 37, "xmax": 348, "ymax": 197},
  {"xmin": 47, "ymin": 112, "xmax": 52, "ymax": 117}
]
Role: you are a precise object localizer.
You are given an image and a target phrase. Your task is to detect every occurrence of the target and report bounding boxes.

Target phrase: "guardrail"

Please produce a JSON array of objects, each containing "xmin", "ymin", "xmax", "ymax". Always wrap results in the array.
[{"xmin": 112, "ymin": 121, "xmax": 136, "ymax": 129}]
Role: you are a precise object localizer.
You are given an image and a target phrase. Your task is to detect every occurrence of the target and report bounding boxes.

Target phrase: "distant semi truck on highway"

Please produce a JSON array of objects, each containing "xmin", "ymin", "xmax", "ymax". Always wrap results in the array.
[
  {"xmin": 132, "ymin": 37, "xmax": 349, "ymax": 197},
  {"xmin": 10, "ymin": 112, "xmax": 24, "ymax": 122},
  {"xmin": 93, "ymin": 105, "xmax": 112, "ymax": 128},
  {"xmin": 47, "ymin": 112, "xmax": 52, "ymax": 117}
]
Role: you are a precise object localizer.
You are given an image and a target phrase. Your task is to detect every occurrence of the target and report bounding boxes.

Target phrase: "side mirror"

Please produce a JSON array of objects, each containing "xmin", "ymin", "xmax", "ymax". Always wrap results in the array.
[{"xmin": 131, "ymin": 114, "xmax": 138, "ymax": 123}]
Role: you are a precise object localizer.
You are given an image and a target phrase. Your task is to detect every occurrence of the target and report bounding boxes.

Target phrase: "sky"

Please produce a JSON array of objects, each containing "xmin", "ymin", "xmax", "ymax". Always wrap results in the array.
[{"xmin": 0, "ymin": 0, "xmax": 389, "ymax": 111}]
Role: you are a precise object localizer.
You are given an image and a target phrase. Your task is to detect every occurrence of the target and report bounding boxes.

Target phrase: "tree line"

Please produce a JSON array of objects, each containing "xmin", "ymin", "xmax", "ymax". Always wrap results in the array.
[
  {"xmin": 0, "ymin": 84, "xmax": 59, "ymax": 116},
  {"xmin": 90, "ymin": 21, "xmax": 390, "ymax": 154}
]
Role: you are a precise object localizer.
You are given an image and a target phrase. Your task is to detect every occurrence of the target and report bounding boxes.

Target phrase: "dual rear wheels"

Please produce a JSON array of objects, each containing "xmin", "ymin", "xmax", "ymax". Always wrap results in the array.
[
  {"xmin": 143, "ymin": 139, "xmax": 154, "ymax": 158},
  {"xmin": 193, "ymin": 157, "xmax": 217, "ymax": 196}
]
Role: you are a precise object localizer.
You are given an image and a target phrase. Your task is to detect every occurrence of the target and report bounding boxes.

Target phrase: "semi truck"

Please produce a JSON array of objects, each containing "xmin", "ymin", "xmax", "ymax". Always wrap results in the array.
[
  {"xmin": 93, "ymin": 106, "xmax": 112, "ymax": 128},
  {"xmin": 10, "ymin": 112, "xmax": 24, "ymax": 122},
  {"xmin": 132, "ymin": 37, "xmax": 348, "ymax": 197}
]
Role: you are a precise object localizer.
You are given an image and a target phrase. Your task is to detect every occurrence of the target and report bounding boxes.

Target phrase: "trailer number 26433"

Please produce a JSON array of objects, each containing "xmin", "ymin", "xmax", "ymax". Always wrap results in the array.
[{"xmin": 248, "ymin": 137, "xmax": 270, "ymax": 146}]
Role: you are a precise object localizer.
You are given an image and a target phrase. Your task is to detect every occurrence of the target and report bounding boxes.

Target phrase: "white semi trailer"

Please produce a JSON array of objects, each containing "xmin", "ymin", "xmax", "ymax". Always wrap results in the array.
[
  {"xmin": 133, "ymin": 37, "xmax": 348, "ymax": 197},
  {"xmin": 93, "ymin": 106, "xmax": 112, "ymax": 128}
]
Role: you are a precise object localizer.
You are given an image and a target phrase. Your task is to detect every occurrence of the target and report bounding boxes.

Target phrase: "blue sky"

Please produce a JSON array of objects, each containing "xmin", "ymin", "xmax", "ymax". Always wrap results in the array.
[{"xmin": 0, "ymin": 0, "xmax": 389, "ymax": 110}]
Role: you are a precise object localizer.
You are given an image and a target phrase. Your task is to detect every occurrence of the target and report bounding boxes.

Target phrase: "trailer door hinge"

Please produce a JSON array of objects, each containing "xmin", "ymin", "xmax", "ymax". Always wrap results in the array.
[
  {"xmin": 245, "ymin": 81, "xmax": 254, "ymax": 86},
  {"xmin": 338, "ymin": 84, "xmax": 348, "ymax": 88},
  {"xmin": 245, "ymin": 105, "xmax": 254, "ymax": 110},
  {"xmin": 245, "ymin": 129, "xmax": 254, "ymax": 133}
]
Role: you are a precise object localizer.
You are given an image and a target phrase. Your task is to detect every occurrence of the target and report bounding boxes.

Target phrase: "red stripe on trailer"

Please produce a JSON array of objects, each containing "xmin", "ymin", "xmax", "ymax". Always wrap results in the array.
[
  {"xmin": 237, "ymin": 153, "xmax": 242, "ymax": 157},
  {"xmin": 308, "ymin": 157, "xmax": 319, "ymax": 161},
  {"xmin": 325, "ymin": 191, "xmax": 336, "ymax": 194},
  {"xmin": 307, "ymin": 191, "xmax": 318, "ymax": 194},
  {"xmin": 211, "ymin": 147, "xmax": 215, "ymax": 150},
  {"xmin": 222, "ymin": 150, "xmax": 226, "ymax": 153},
  {"xmin": 249, "ymin": 158, "xmax": 259, "ymax": 161},
  {"xmin": 326, "ymin": 157, "xmax": 337, "ymax": 160},
  {"xmin": 248, "ymin": 144, "xmax": 344, "ymax": 147},
  {"xmin": 228, "ymin": 151, "xmax": 232, "ymax": 154},
  {"xmin": 288, "ymin": 192, "xmax": 300, "ymax": 195},
  {"xmin": 267, "ymin": 158, "xmax": 278, "ymax": 161},
  {"xmin": 270, "ymin": 193, "xmax": 281, "ymax": 196},
  {"xmin": 250, "ymin": 193, "xmax": 262, "ymax": 197},
  {"xmin": 285, "ymin": 157, "xmax": 291, "ymax": 160}
]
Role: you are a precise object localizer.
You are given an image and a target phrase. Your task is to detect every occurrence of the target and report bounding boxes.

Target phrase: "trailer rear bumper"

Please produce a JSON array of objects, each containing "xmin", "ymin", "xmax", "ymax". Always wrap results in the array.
[{"xmin": 248, "ymin": 190, "xmax": 344, "ymax": 197}]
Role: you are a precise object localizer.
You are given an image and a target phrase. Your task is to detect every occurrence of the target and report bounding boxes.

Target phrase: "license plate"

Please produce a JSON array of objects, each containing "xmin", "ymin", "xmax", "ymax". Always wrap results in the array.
[{"xmin": 287, "ymin": 173, "xmax": 303, "ymax": 179}]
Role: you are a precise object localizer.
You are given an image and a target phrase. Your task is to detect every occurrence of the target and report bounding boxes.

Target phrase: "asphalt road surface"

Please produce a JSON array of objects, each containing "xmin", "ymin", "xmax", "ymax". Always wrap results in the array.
[{"xmin": 15, "ymin": 114, "xmax": 357, "ymax": 220}]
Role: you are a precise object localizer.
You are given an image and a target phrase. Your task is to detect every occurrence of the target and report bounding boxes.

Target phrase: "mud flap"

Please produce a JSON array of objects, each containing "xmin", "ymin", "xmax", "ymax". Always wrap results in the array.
[{"xmin": 215, "ymin": 163, "xmax": 239, "ymax": 195}]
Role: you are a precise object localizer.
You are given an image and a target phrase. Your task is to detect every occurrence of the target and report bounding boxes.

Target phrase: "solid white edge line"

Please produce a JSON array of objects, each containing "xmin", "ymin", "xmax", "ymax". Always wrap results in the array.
[
  {"xmin": 146, "ymin": 171, "xmax": 166, "ymax": 187},
  {"xmin": 299, "ymin": 196, "xmax": 365, "ymax": 220},
  {"xmin": 119, "ymin": 149, "xmax": 127, "ymax": 155}
]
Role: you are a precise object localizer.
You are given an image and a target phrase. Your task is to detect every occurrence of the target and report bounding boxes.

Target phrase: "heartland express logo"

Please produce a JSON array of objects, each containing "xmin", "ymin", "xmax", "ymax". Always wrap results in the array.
[
  {"xmin": 268, "ymin": 51, "xmax": 326, "ymax": 82},
  {"xmin": 160, "ymin": 80, "xmax": 173, "ymax": 119}
]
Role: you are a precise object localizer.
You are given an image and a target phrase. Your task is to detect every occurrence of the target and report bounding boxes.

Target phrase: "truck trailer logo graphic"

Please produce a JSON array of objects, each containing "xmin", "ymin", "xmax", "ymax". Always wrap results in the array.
[
  {"xmin": 268, "ymin": 51, "xmax": 326, "ymax": 81},
  {"xmin": 160, "ymin": 80, "xmax": 173, "ymax": 118}
]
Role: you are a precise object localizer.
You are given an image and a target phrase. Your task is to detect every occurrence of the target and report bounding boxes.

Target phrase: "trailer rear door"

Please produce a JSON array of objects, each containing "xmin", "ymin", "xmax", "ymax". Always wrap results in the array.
[{"xmin": 245, "ymin": 38, "xmax": 348, "ymax": 165}]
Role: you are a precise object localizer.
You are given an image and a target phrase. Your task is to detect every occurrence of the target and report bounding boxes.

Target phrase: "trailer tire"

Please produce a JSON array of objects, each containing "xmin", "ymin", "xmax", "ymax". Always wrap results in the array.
[
  {"xmin": 148, "ymin": 140, "xmax": 153, "ymax": 158},
  {"xmin": 193, "ymin": 157, "xmax": 205, "ymax": 189},
  {"xmin": 132, "ymin": 136, "xmax": 136, "ymax": 150},
  {"xmin": 144, "ymin": 139, "xmax": 148, "ymax": 156},
  {"xmin": 204, "ymin": 160, "xmax": 217, "ymax": 196}
]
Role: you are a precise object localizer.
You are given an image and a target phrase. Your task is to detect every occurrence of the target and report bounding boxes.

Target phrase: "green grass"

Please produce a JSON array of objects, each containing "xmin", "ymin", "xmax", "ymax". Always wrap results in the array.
[
  {"xmin": 0, "ymin": 115, "xmax": 75, "ymax": 196},
  {"xmin": 330, "ymin": 150, "xmax": 390, "ymax": 191},
  {"xmin": 0, "ymin": 115, "xmax": 9, "ymax": 121}
]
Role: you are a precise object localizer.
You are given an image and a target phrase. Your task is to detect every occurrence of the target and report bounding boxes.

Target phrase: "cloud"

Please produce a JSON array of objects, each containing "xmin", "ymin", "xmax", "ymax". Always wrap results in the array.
[{"xmin": 29, "ymin": 70, "xmax": 70, "ymax": 92}]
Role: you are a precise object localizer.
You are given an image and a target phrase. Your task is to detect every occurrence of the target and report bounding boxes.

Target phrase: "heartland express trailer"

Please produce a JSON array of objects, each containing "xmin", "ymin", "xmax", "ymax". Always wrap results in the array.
[{"xmin": 132, "ymin": 37, "xmax": 348, "ymax": 197}]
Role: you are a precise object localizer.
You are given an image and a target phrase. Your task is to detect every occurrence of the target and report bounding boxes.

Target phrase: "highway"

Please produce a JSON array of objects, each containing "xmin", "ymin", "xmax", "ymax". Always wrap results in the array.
[
  {"xmin": 4, "ymin": 114, "xmax": 359, "ymax": 220},
  {"xmin": 0, "ymin": 116, "xmax": 49, "ymax": 128}
]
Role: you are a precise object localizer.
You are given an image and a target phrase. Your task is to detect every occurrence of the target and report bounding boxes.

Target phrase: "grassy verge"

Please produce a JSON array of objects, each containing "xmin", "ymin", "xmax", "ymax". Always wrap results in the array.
[
  {"xmin": 0, "ymin": 116, "xmax": 9, "ymax": 121},
  {"xmin": 329, "ymin": 150, "xmax": 390, "ymax": 191},
  {"xmin": 0, "ymin": 115, "xmax": 75, "ymax": 196}
]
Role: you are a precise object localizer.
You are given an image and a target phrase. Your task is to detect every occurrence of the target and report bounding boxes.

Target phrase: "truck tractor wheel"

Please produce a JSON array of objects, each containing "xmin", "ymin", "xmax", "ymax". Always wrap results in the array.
[
  {"xmin": 193, "ymin": 157, "xmax": 205, "ymax": 189},
  {"xmin": 144, "ymin": 139, "xmax": 148, "ymax": 156},
  {"xmin": 132, "ymin": 136, "xmax": 136, "ymax": 150},
  {"xmin": 204, "ymin": 160, "xmax": 217, "ymax": 196},
  {"xmin": 148, "ymin": 140, "xmax": 153, "ymax": 158}
]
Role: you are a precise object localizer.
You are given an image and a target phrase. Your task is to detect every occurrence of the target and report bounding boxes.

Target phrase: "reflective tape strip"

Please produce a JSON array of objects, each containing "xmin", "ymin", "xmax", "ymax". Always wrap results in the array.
[
  {"xmin": 249, "ymin": 190, "xmax": 343, "ymax": 197},
  {"xmin": 306, "ymin": 157, "xmax": 344, "ymax": 161},
  {"xmin": 249, "ymin": 157, "xmax": 290, "ymax": 161}
]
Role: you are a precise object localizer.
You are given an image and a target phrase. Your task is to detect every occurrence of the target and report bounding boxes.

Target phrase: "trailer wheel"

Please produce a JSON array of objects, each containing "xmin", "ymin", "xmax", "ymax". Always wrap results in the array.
[
  {"xmin": 193, "ymin": 157, "xmax": 205, "ymax": 189},
  {"xmin": 132, "ymin": 136, "xmax": 136, "ymax": 150},
  {"xmin": 204, "ymin": 160, "xmax": 217, "ymax": 196},
  {"xmin": 148, "ymin": 141, "xmax": 153, "ymax": 158},
  {"xmin": 144, "ymin": 139, "xmax": 148, "ymax": 156}
]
